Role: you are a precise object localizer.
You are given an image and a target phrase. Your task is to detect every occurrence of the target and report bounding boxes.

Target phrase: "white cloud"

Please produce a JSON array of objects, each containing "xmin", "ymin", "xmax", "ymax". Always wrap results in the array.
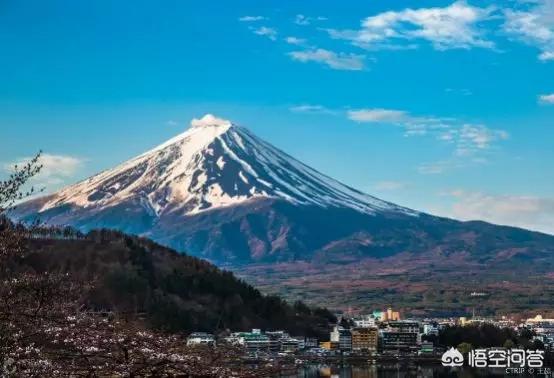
[
  {"xmin": 455, "ymin": 124, "xmax": 509, "ymax": 155},
  {"xmin": 347, "ymin": 108, "xmax": 408, "ymax": 123},
  {"xmin": 347, "ymin": 108, "xmax": 441, "ymax": 126},
  {"xmin": 288, "ymin": 48, "xmax": 365, "ymax": 70},
  {"xmin": 251, "ymin": 26, "xmax": 277, "ymax": 41},
  {"xmin": 4, "ymin": 154, "xmax": 85, "ymax": 187},
  {"xmin": 374, "ymin": 181, "xmax": 408, "ymax": 191},
  {"xmin": 293, "ymin": 14, "xmax": 327, "ymax": 26},
  {"xmin": 166, "ymin": 120, "xmax": 178, "ymax": 126},
  {"xmin": 445, "ymin": 88, "xmax": 473, "ymax": 96},
  {"xmin": 347, "ymin": 108, "xmax": 508, "ymax": 173},
  {"xmin": 295, "ymin": 14, "xmax": 311, "ymax": 26},
  {"xmin": 438, "ymin": 131, "xmax": 456, "ymax": 142},
  {"xmin": 539, "ymin": 51, "xmax": 554, "ymax": 60},
  {"xmin": 538, "ymin": 93, "xmax": 554, "ymax": 104},
  {"xmin": 417, "ymin": 160, "xmax": 456, "ymax": 174},
  {"xmin": 239, "ymin": 16, "xmax": 265, "ymax": 22},
  {"xmin": 285, "ymin": 36, "xmax": 306, "ymax": 45},
  {"xmin": 503, "ymin": 0, "xmax": 554, "ymax": 61},
  {"xmin": 327, "ymin": 1, "xmax": 496, "ymax": 51},
  {"xmin": 441, "ymin": 190, "xmax": 554, "ymax": 235},
  {"xmin": 190, "ymin": 114, "xmax": 231, "ymax": 128},
  {"xmin": 289, "ymin": 104, "xmax": 336, "ymax": 115}
]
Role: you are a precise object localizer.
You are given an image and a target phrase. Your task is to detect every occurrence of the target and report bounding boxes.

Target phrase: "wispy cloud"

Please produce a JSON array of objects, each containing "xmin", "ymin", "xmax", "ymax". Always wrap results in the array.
[
  {"xmin": 295, "ymin": 14, "xmax": 311, "ymax": 26},
  {"xmin": 347, "ymin": 107, "xmax": 508, "ymax": 172},
  {"xmin": 239, "ymin": 16, "xmax": 266, "ymax": 22},
  {"xmin": 289, "ymin": 104, "xmax": 336, "ymax": 115},
  {"xmin": 440, "ymin": 190, "xmax": 554, "ymax": 235},
  {"xmin": 417, "ymin": 160, "xmax": 458, "ymax": 175},
  {"xmin": 538, "ymin": 93, "xmax": 554, "ymax": 104},
  {"xmin": 4, "ymin": 154, "xmax": 85, "ymax": 187},
  {"xmin": 326, "ymin": 1, "xmax": 496, "ymax": 51},
  {"xmin": 285, "ymin": 36, "xmax": 306, "ymax": 45},
  {"xmin": 373, "ymin": 181, "xmax": 408, "ymax": 191},
  {"xmin": 347, "ymin": 108, "xmax": 410, "ymax": 123},
  {"xmin": 288, "ymin": 48, "xmax": 365, "ymax": 70},
  {"xmin": 539, "ymin": 51, "xmax": 554, "ymax": 61},
  {"xmin": 251, "ymin": 26, "xmax": 278, "ymax": 41},
  {"xmin": 347, "ymin": 108, "xmax": 442, "ymax": 127},
  {"xmin": 503, "ymin": 0, "xmax": 554, "ymax": 61},
  {"xmin": 166, "ymin": 120, "xmax": 178, "ymax": 126},
  {"xmin": 445, "ymin": 88, "xmax": 473, "ymax": 96},
  {"xmin": 455, "ymin": 124, "xmax": 508, "ymax": 156},
  {"xmin": 294, "ymin": 14, "xmax": 327, "ymax": 26}
]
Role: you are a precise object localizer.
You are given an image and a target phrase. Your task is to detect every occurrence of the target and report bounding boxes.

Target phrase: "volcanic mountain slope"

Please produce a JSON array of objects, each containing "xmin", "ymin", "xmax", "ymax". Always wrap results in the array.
[{"xmin": 13, "ymin": 114, "xmax": 554, "ymax": 266}]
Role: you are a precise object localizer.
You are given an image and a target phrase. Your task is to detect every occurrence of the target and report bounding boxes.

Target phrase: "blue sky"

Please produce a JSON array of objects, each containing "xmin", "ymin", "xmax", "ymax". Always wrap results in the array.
[{"xmin": 1, "ymin": 0, "xmax": 553, "ymax": 233}]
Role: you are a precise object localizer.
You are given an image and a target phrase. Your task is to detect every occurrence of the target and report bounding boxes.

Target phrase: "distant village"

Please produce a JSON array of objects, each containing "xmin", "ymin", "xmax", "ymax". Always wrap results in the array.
[{"xmin": 186, "ymin": 308, "xmax": 554, "ymax": 360}]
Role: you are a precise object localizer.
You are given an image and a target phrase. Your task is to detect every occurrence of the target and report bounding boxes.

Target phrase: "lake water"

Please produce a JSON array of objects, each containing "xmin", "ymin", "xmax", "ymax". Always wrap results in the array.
[{"xmin": 285, "ymin": 363, "xmax": 523, "ymax": 377}]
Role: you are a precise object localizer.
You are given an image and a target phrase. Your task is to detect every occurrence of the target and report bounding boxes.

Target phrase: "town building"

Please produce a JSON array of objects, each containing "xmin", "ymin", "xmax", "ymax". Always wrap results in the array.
[
  {"xmin": 380, "ymin": 331, "xmax": 418, "ymax": 352},
  {"xmin": 351, "ymin": 327, "xmax": 378, "ymax": 352},
  {"xmin": 319, "ymin": 341, "xmax": 339, "ymax": 350},
  {"xmin": 525, "ymin": 315, "xmax": 554, "ymax": 348},
  {"xmin": 387, "ymin": 321, "xmax": 420, "ymax": 333},
  {"xmin": 305, "ymin": 337, "xmax": 319, "ymax": 349},
  {"xmin": 372, "ymin": 310, "xmax": 383, "ymax": 320},
  {"xmin": 423, "ymin": 323, "xmax": 439, "ymax": 336},
  {"xmin": 339, "ymin": 329, "xmax": 352, "ymax": 351},
  {"xmin": 186, "ymin": 332, "xmax": 215, "ymax": 346},
  {"xmin": 330, "ymin": 324, "xmax": 340, "ymax": 342},
  {"xmin": 380, "ymin": 321, "xmax": 420, "ymax": 352},
  {"xmin": 281, "ymin": 338, "xmax": 300, "ymax": 353},
  {"xmin": 292, "ymin": 336, "xmax": 306, "ymax": 350},
  {"xmin": 225, "ymin": 329, "xmax": 270, "ymax": 353},
  {"xmin": 525, "ymin": 314, "xmax": 554, "ymax": 325},
  {"xmin": 353, "ymin": 315, "xmax": 377, "ymax": 328},
  {"xmin": 381, "ymin": 307, "xmax": 401, "ymax": 321},
  {"xmin": 265, "ymin": 330, "xmax": 289, "ymax": 352},
  {"xmin": 419, "ymin": 341, "xmax": 434, "ymax": 354}
]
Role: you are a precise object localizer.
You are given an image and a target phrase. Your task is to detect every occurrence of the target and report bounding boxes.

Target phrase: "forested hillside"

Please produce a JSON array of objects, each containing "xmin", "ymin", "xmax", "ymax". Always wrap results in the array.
[{"xmin": 19, "ymin": 227, "xmax": 335, "ymax": 338}]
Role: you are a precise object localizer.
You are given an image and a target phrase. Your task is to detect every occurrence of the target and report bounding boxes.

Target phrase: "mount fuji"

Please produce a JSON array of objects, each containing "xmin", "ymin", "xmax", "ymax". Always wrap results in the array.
[{"xmin": 13, "ymin": 115, "xmax": 554, "ymax": 267}]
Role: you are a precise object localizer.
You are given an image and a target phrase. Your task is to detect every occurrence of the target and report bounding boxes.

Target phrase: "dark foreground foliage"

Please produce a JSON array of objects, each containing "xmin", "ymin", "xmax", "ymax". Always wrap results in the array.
[{"xmin": 438, "ymin": 324, "xmax": 545, "ymax": 350}]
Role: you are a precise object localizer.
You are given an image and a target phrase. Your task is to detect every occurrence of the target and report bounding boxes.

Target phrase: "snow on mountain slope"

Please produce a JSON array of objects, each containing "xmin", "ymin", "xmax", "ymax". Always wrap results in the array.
[
  {"xmin": 13, "ymin": 114, "xmax": 554, "ymax": 265},
  {"xmin": 39, "ymin": 114, "xmax": 418, "ymax": 218}
]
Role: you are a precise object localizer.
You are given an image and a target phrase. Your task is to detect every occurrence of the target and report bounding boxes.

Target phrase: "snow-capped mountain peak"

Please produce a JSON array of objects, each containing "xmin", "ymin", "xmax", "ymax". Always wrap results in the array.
[
  {"xmin": 15, "ymin": 114, "xmax": 552, "ymax": 267},
  {"xmin": 37, "ymin": 114, "xmax": 417, "ymax": 218}
]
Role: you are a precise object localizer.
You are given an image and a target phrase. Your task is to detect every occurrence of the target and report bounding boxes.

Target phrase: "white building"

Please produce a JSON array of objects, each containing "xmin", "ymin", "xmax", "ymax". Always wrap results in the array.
[
  {"xmin": 353, "ymin": 315, "xmax": 376, "ymax": 328},
  {"xmin": 330, "ymin": 325, "xmax": 340, "ymax": 342},
  {"xmin": 423, "ymin": 324, "xmax": 439, "ymax": 336},
  {"xmin": 225, "ymin": 330, "xmax": 270, "ymax": 353},
  {"xmin": 186, "ymin": 332, "xmax": 215, "ymax": 346}
]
